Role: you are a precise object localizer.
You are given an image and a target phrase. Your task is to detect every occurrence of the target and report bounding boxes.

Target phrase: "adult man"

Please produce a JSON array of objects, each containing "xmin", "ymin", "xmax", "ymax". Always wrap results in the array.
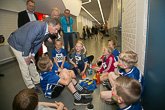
[
  {"xmin": 18, "ymin": 0, "xmax": 39, "ymax": 66},
  {"xmin": 61, "ymin": 9, "xmax": 74, "ymax": 54},
  {"xmin": 18, "ymin": 0, "xmax": 38, "ymax": 28},
  {"xmin": 44, "ymin": 8, "xmax": 61, "ymax": 61},
  {"xmin": 8, "ymin": 18, "xmax": 61, "ymax": 94}
]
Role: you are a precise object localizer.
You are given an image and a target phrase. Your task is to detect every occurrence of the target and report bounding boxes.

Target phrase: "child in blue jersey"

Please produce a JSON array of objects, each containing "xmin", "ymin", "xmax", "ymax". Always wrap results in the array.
[
  {"xmin": 69, "ymin": 42, "xmax": 88, "ymax": 76},
  {"xmin": 52, "ymin": 40, "xmax": 70, "ymax": 72},
  {"xmin": 108, "ymin": 40, "xmax": 120, "ymax": 62},
  {"xmin": 100, "ymin": 51, "xmax": 144, "ymax": 101},
  {"xmin": 112, "ymin": 76, "xmax": 143, "ymax": 110},
  {"xmin": 37, "ymin": 56, "xmax": 93, "ymax": 105}
]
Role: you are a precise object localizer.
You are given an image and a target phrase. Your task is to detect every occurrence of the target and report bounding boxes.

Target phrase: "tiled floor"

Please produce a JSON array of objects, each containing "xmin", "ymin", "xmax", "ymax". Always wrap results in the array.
[{"xmin": 0, "ymin": 35, "xmax": 119, "ymax": 110}]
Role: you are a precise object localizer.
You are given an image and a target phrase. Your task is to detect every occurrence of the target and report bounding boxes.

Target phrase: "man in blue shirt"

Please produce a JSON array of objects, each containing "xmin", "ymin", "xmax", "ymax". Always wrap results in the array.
[{"xmin": 61, "ymin": 9, "xmax": 74, "ymax": 54}]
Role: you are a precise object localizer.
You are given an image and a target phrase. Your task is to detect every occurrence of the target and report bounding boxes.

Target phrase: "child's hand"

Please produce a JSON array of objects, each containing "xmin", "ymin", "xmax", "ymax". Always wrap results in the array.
[
  {"xmin": 55, "ymin": 101, "xmax": 65, "ymax": 109},
  {"xmin": 61, "ymin": 65, "xmax": 64, "ymax": 69},
  {"xmin": 97, "ymin": 57, "xmax": 102, "ymax": 62},
  {"xmin": 113, "ymin": 62, "xmax": 119, "ymax": 67},
  {"xmin": 74, "ymin": 64, "xmax": 78, "ymax": 68},
  {"xmin": 80, "ymin": 70, "xmax": 85, "ymax": 76}
]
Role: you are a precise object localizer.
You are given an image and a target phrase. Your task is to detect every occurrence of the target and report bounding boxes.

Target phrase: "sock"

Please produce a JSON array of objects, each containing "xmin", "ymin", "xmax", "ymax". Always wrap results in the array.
[
  {"xmin": 74, "ymin": 82, "xmax": 83, "ymax": 91},
  {"xmin": 73, "ymin": 91, "xmax": 81, "ymax": 100}
]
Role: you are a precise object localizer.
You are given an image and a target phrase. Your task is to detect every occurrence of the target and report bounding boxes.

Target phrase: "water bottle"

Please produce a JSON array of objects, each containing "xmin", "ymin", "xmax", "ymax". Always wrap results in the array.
[{"xmin": 96, "ymin": 72, "xmax": 100, "ymax": 85}]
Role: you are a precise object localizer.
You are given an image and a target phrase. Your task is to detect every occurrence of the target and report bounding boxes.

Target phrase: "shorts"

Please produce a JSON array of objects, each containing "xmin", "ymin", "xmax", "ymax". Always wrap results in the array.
[{"xmin": 51, "ymin": 85, "xmax": 65, "ymax": 98}]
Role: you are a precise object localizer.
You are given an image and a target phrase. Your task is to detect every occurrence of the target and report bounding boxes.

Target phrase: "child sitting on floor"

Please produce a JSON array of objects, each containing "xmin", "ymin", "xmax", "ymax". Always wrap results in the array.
[
  {"xmin": 100, "ymin": 51, "xmax": 145, "ymax": 101},
  {"xmin": 13, "ymin": 89, "xmax": 68, "ymax": 110},
  {"xmin": 52, "ymin": 39, "xmax": 70, "ymax": 72},
  {"xmin": 69, "ymin": 42, "xmax": 88, "ymax": 76},
  {"xmin": 37, "ymin": 56, "xmax": 93, "ymax": 105},
  {"xmin": 107, "ymin": 40, "xmax": 120, "ymax": 62},
  {"xmin": 111, "ymin": 76, "xmax": 143, "ymax": 110},
  {"xmin": 96, "ymin": 40, "xmax": 120, "ymax": 68},
  {"xmin": 94, "ymin": 46, "xmax": 115, "ymax": 82}
]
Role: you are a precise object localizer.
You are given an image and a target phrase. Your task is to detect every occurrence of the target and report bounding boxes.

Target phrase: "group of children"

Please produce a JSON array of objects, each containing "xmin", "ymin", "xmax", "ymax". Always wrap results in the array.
[{"xmin": 13, "ymin": 39, "xmax": 145, "ymax": 110}]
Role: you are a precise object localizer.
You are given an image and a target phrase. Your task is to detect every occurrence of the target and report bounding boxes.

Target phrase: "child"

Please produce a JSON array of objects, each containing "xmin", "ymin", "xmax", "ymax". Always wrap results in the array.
[
  {"xmin": 77, "ymin": 39, "xmax": 94, "ymax": 65},
  {"xmin": 13, "ymin": 89, "xmax": 68, "ymax": 110},
  {"xmin": 96, "ymin": 40, "xmax": 120, "ymax": 67},
  {"xmin": 108, "ymin": 40, "xmax": 120, "ymax": 62},
  {"xmin": 109, "ymin": 51, "xmax": 144, "ymax": 92},
  {"xmin": 100, "ymin": 51, "xmax": 145, "ymax": 101},
  {"xmin": 52, "ymin": 40, "xmax": 70, "ymax": 72},
  {"xmin": 94, "ymin": 46, "xmax": 115, "ymax": 82},
  {"xmin": 69, "ymin": 42, "xmax": 88, "ymax": 76},
  {"xmin": 112, "ymin": 76, "xmax": 143, "ymax": 110},
  {"xmin": 37, "ymin": 56, "xmax": 93, "ymax": 105}
]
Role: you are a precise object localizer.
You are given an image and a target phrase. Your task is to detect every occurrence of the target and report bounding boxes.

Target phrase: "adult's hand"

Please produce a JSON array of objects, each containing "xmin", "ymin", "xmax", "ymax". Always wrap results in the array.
[
  {"xmin": 30, "ymin": 56, "xmax": 36, "ymax": 63},
  {"xmin": 48, "ymin": 38, "xmax": 53, "ymax": 43},
  {"xmin": 24, "ymin": 57, "xmax": 30, "ymax": 65}
]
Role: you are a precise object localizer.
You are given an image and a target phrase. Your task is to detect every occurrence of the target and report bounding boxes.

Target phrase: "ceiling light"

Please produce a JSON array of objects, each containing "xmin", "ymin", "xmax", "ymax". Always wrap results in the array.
[
  {"xmin": 97, "ymin": 0, "xmax": 105, "ymax": 24},
  {"xmin": 81, "ymin": 6, "xmax": 100, "ymax": 24},
  {"xmin": 82, "ymin": 0, "xmax": 91, "ymax": 5}
]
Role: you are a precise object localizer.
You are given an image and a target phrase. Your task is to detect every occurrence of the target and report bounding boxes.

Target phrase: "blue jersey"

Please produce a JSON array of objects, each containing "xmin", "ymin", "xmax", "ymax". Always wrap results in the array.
[
  {"xmin": 119, "ymin": 66, "xmax": 145, "ymax": 96},
  {"xmin": 113, "ymin": 48, "xmax": 120, "ymax": 62},
  {"xmin": 52, "ymin": 48, "xmax": 66, "ymax": 63},
  {"xmin": 40, "ymin": 70, "xmax": 60, "ymax": 98},
  {"xmin": 61, "ymin": 16, "xmax": 73, "ymax": 33},
  {"xmin": 69, "ymin": 52, "xmax": 88, "ymax": 64},
  {"xmin": 119, "ymin": 102, "xmax": 143, "ymax": 110}
]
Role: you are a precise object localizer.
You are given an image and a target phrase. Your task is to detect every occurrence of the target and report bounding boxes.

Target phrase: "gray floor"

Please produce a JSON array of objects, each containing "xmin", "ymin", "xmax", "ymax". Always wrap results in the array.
[{"xmin": 0, "ymin": 35, "xmax": 119, "ymax": 110}]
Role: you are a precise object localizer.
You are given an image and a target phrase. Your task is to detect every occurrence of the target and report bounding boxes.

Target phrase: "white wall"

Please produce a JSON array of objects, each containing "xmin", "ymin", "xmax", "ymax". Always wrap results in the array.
[
  {"xmin": 107, "ymin": 0, "xmax": 118, "ymax": 29},
  {"xmin": 122, "ymin": 0, "xmax": 148, "ymax": 75},
  {"xmin": 62, "ymin": 0, "xmax": 82, "ymax": 16},
  {"xmin": 0, "ymin": 0, "xmax": 26, "ymax": 64},
  {"xmin": 0, "ymin": 0, "xmax": 26, "ymax": 12},
  {"xmin": 0, "ymin": 9, "xmax": 18, "ymax": 64},
  {"xmin": 77, "ymin": 15, "xmax": 93, "ymax": 38}
]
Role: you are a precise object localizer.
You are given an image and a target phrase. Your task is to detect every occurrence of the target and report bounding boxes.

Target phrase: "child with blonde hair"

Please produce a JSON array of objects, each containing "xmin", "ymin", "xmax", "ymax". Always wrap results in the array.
[
  {"xmin": 69, "ymin": 42, "xmax": 88, "ymax": 76},
  {"xmin": 96, "ymin": 40, "xmax": 120, "ymax": 68},
  {"xmin": 111, "ymin": 76, "xmax": 143, "ymax": 110},
  {"xmin": 100, "ymin": 51, "xmax": 145, "ymax": 102},
  {"xmin": 52, "ymin": 40, "xmax": 70, "ymax": 72},
  {"xmin": 94, "ymin": 46, "xmax": 115, "ymax": 81}
]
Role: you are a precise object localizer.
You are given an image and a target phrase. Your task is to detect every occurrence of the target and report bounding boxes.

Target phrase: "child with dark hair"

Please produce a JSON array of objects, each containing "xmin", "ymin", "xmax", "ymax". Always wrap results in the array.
[
  {"xmin": 13, "ymin": 89, "xmax": 67, "ymax": 110},
  {"xmin": 38, "ymin": 56, "xmax": 93, "ymax": 105}
]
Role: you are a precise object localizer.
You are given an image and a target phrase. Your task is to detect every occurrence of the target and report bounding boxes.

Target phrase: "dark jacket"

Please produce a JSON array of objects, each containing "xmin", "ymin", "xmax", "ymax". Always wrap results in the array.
[{"xmin": 18, "ymin": 10, "xmax": 38, "ymax": 28}]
